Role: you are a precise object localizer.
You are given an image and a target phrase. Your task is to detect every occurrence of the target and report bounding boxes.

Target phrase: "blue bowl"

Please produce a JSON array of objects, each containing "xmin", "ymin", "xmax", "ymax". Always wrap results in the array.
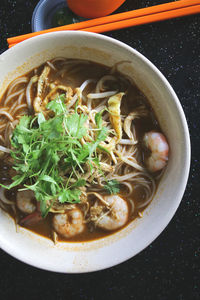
[{"xmin": 32, "ymin": 0, "xmax": 85, "ymax": 32}]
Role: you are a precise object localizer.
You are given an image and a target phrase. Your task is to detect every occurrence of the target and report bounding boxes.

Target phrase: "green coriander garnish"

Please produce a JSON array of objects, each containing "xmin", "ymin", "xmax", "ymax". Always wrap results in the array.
[
  {"xmin": 1, "ymin": 94, "xmax": 117, "ymax": 217},
  {"xmin": 103, "ymin": 180, "xmax": 120, "ymax": 195}
]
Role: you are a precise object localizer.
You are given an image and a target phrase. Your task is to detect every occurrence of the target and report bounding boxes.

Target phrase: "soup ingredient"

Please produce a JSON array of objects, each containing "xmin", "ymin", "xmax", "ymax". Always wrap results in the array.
[
  {"xmin": 143, "ymin": 131, "xmax": 169, "ymax": 172},
  {"xmin": 103, "ymin": 179, "xmax": 120, "ymax": 195},
  {"xmin": 0, "ymin": 58, "xmax": 169, "ymax": 242},
  {"xmin": 34, "ymin": 66, "xmax": 51, "ymax": 112},
  {"xmin": 2, "ymin": 95, "xmax": 109, "ymax": 217},
  {"xmin": 96, "ymin": 195, "xmax": 128, "ymax": 230},
  {"xmin": 53, "ymin": 208, "xmax": 85, "ymax": 238},
  {"xmin": 0, "ymin": 187, "xmax": 14, "ymax": 205},
  {"xmin": 16, "ymin": 190, "xmax": 36, "ymax": 214},
  {"xmin": 108, "ymin": 92, "xmax": 124, "ymax": 142},
  {"xmin": 19, "ymin": 210, "xmax": 42, "ymax": 226},
  {"xmin": 123, "ymin": 106, "xmax": 148, "ymax": 143}
]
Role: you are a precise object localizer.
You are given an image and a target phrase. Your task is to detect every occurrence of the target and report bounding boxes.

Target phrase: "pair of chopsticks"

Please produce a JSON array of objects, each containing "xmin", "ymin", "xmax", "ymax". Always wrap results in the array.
[{"xmin": 7, "ymin": 0, "xmax": 200, "ymax": 48}]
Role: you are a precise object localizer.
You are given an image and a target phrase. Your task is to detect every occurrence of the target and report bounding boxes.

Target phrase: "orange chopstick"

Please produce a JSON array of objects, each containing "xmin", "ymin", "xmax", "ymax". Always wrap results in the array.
[
  {"xmin": 81, "ymin": 4, "xmax": 200, "ymax": 33},
  {"xmin": 7, "ymin": 0, "xmax": 200, "ymax": 47}
]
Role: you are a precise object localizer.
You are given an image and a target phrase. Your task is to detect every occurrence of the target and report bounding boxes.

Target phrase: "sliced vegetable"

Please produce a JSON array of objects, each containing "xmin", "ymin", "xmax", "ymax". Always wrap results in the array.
[
  {"xmin": 1, "ymin": 95, "xmax": 110, "ymax": 217},
  {"xmin": 108, "ymin": 92, "xmax": 124, "ymax": 142}
]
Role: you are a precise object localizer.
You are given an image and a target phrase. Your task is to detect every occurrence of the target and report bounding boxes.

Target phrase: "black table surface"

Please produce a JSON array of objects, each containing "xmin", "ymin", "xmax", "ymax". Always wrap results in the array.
[{"xmin": 0, "ymin": 0, "xmax": 199, "ymax": 299}]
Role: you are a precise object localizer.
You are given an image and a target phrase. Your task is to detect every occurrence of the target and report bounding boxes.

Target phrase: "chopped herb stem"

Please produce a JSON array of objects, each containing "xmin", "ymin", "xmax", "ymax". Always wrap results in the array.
[{"xmin": 1, "ymin": 95, "xmax": 119, "ymax": 217}]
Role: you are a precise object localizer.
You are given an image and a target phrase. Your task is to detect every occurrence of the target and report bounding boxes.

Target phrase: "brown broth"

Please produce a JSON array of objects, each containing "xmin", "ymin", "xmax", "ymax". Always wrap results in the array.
[
  {"xmin": 0, "ymin": 59, "xmax": 163, "ymax": 243},
  {"xmin": 20, "ymin": 195, "xmax": 142, "ymax": 243}
]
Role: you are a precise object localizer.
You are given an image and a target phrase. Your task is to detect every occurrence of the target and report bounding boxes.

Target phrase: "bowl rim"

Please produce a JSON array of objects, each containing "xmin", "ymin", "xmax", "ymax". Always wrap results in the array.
[{"xmin": 0, "ymin": 31, "xmax": 191, "ymax": 273}]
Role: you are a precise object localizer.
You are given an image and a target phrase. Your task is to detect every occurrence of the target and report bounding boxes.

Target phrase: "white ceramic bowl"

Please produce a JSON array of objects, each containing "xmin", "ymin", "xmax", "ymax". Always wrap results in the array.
[{"xmin": 0, "ymin": 31, "xmax": 190, "ymax": 273}]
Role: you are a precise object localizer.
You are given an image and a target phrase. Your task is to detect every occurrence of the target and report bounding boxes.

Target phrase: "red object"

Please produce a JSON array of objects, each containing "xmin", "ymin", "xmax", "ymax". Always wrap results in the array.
[
  {"xmin": 67, "ymin": 0, "xmax": 126, "ymax": 18},
  {"xmin": 19, "ymin": 211, "xmax": 43, "ymax": 226}
]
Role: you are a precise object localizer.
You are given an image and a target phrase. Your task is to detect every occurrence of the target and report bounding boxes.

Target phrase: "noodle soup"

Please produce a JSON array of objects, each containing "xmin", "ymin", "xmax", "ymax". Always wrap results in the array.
[{"xmin": 0, "ymin": 58, "xmax": 169, "ymax": 242}]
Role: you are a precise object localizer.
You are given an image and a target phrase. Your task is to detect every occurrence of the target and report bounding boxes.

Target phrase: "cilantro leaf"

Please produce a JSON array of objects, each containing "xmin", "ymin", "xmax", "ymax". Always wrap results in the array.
[
  {"xmin": 37, "ymin": 112, "xmax": 46, "ymax": 126},
  {"xmin": 95, "ymin": 112, "xmax": 102, "ymax": 128},
  {"xmin": 40, "ymin": 116, "xmax": 63, "ymax": 139},
  {"xmin": 2, "ymin": 95, "xmax": 111, "ymax": 218},
  {"xmin": 65, "ymin": 113, "xmax": 87, "ymax": 138},
  {"xmin": 71, "ymin": 178, "xmax": 86, "ymax": 188},
  {"xmin": 104, "ymin": 180, "xmax": 120, "ymax": 195},
  {"xmin": 58, "ymin": 189, "xmax": 81, "ymax": 203},
  {"xmin": 46, "ymin": 94, "xmax": 66, "ymax": 115},
  {"xmin": 88, "ymin": 127, "xmax": 108, "ymax": 157},
  {"xmin": 39, "ymin": 175, "xmax": 58, "ymax": 185}
]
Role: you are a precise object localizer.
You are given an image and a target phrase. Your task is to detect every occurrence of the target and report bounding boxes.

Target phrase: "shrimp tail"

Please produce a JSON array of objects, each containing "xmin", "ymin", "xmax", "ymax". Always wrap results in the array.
[{"xmin": 19, "ymin": 211, "xmax": 43, "ymax": 226}]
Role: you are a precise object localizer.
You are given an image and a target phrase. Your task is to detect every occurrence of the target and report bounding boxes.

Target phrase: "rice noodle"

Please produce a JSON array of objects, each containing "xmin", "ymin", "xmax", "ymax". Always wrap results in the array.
[
  {"xmin": 0, "ymin": 58, "xmax": 164, "ymax": 240},
  {"xmin": 115, "ymin": 151, "xmax": 144, "ymax": 171},
  {"xmin": 11, "ymin": 104, "xmax": 28, "ymax": 116},
  {"xmin": 86, "ymin": 97, "xmax": 92, "ymax": 110},
  {"xmin": 26, "ymin": 75, "xmax": 38, "ymax": 111},
  {"xmin": 0, "ymin": 109, "xmax": 14, "ymax": 122},
  {"xmin": 0, "ymin": 124, "xmax": 6, "ymax": 133},
  {"xmin": 80, "ymin": 79, "xmax": 96, "ymax": 92},
  {"xmin": 119, "ymin": 139, "xmax": 137, "ymax": 145},
  {"xmin": 128, "ymin": 198, "xmax": 135, "ymax": 214},
  {"xmin": 110, "ymin": 60, "xmax": 131, "ymax": 74},
  {"xmin": 67, "ymin": 93, "xmax": 78, "ymax": 109},
  {"xmin": 137, "ymin": 179, "xmax": 156, "ymax": 209},
  {"xmin": 9, "ymin": 99, "xmax": 18, "ymax": 115},
  {"xmin": 0, "ymin": 145, "xmax": 11, "ymax": 153},
  {"xmin": 87, "ymin": 192, "xmax": 110, "ymax": 206},
  {"xmin": 46, "ymin": 61, "xmax": 57, "ymax": 71},
  {"xmin": 123, "ymin": 106, "xmax": 148, "ymax": 143},
  {"xmin": 94, "ymin": 99, "xmax": 107, "ymax": 112},
  {"xmin": 0, "ymin": 135, "xmax": 5, "ymax": 144},
  {"xmin": 6, "ymin": 77, "xmax": 28, "ymax": 96},
  {"xmin": 95, "ymin": 75, "xmax": 118, "ymax": 93},
  {"xmin": 109, "ymin": 172, "xmax": 142, "ymax": 182},
  {"xmin": 4, "ymin": 122, "xmax": 13, "ymax": 147},
  {"xmin": 4, "ymin": 89, "xmax": 25, "ymax": 106},
  {"xmin": 120, "ymin": 182, "xmax": 133, "ymax": 196},
  {"xmin": 87, "ymin": 90, "xmax": 117, "ymax": 99},
  {"xmin": 60, "ymin": 59, "xmax": 91, "ymax": 65},
  {"xmin": 51, "ymin": 57, "xmax": 66, "ymax": 63},
  {"xmin": 17, "ymin": 93, "xmax": 25, "ymax": 105},
  {"xmin": 94, "ymin": 105, "xmax": 106, "ymax": 113}
]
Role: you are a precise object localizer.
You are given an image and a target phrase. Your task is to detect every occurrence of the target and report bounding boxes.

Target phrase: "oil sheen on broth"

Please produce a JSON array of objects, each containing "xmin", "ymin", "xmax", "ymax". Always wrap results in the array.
[{"xmin": 0, "ymin": 58, "xmax": 169, "ymax": 242}]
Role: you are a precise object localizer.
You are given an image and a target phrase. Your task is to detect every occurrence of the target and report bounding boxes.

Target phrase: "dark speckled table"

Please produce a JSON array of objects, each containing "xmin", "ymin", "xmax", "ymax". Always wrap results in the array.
[{"xmin": 0, "ymin": 0, "xmax": 199, "ymax": 299}]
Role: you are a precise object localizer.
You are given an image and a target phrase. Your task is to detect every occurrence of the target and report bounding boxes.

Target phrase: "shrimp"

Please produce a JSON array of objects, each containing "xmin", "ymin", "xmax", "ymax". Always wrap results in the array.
[
  {"xmin": 143, "ymin": 131, "xmax": 169, "ymax": 172},
  {"xmin": 16, "ymin": 190, "xmax": 36, "ymax": 214},
  {"xmin": 52, "ymin": 208, "xmax": 85, "ymax": 238},
  {"xmin": 96, "ymin": 195, "xmax": 128, "ymax": 231},
  {"xmin": 19, "ymin": 211, "xmax": 42, "ymax": 226}
]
